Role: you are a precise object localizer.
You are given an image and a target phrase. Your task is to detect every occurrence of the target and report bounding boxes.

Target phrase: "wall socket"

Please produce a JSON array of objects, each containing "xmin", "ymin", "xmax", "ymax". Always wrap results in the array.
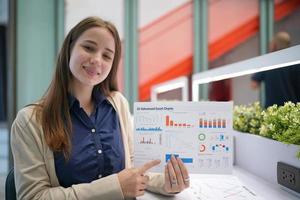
[{"xmin": 277, "ymin": 162, "xmax": 300, "ymax": 193}]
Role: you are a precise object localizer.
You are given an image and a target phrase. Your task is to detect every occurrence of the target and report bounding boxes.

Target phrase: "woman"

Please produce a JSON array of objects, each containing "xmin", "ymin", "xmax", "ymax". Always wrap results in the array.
[{"xmin": 11, "ymin": 16, "xmax": 190, "ymax": 199}]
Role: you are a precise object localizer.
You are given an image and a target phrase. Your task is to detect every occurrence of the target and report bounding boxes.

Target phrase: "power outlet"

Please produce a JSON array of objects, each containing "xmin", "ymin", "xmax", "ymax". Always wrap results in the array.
[{"xmin": 277, "ymin": 162, "xmax": 300, "ymax": 193}]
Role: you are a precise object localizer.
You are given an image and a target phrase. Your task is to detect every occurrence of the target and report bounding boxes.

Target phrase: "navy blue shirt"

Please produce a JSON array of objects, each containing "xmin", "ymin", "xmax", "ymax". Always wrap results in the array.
[{"xmin": 54, "ymin": 90, "xmax": 125, "ymax": 187}]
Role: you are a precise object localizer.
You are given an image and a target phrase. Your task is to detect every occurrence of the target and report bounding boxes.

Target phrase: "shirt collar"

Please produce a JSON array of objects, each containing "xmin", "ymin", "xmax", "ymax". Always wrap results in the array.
[
  {"xmin": 92, "ymin": 88, "xmax": 107, "ymax": 106},
  {"xmin": 67, "ymin": 88, "xmax": 107, "ymax": 110},
  {"xmin": 67, "ymin": 93, "xmax": 78, "ymax": 109}
]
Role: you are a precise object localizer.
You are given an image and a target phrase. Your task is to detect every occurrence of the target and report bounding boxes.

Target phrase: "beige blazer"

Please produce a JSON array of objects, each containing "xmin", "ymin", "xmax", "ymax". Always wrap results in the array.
[{"xmin": 11, "ymin": 92, "xmax": 166, "ymax": 200}]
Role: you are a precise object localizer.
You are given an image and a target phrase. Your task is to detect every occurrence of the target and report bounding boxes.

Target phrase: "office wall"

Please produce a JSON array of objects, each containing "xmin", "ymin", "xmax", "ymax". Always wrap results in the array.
[
  {"xmin": 65, "ymin": 0, "xmax": 188, "ymax": 39},
  {"xmin": 65, "ymin": 0, "xmax": 124, "ymax": 38},
  {"xmin": 16, "ymin": 0, "xmax": 59, "ymax": 110},
  {"xmin": 0, "ymin": 0, "xmax": 8, "ymax": 24},
  {"xmin": 138, "ymin": 0, "xmax": 188, "ymax": 28},
  {"xmin": 0, "ymin": 26, "xmax": 6, "ymax": 121}
]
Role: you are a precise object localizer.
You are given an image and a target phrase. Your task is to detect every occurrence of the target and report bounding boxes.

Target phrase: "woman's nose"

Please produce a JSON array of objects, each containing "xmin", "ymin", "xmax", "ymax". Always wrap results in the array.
[{"xmin": 90, "ymin": 53, "xmax": 102, "ymax": 65}]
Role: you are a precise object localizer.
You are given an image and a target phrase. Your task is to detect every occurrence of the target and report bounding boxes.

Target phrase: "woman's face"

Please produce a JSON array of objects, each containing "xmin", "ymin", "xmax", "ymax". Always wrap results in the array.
[{"xmin": 69, "ymin": 27, "xmax": 115, "ymax": 89}]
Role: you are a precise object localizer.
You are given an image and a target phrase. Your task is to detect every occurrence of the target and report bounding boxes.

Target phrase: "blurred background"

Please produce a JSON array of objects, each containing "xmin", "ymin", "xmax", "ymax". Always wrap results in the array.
[{"xmin": 0, "ymin": 0, "xmax": 300, "ymax": 198}]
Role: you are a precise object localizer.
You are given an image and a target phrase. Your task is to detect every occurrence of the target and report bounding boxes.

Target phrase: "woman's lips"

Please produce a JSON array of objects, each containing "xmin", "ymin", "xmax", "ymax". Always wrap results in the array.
[{"xmin": 83, "ymin": 66, "xmax": 100, "ymax": 76}]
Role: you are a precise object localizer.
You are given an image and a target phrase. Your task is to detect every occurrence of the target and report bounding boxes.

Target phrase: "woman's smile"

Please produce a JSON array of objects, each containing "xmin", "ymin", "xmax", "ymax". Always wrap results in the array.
[{"xmin": 82, "ymin": 65, "xmax": 100, "ymax": 77}]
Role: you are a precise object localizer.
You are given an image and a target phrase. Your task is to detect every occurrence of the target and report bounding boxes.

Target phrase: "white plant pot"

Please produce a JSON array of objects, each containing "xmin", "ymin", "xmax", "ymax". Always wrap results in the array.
[{"xmin": 232, "ymin": 130, "xmax": 300, "ymax": 184}]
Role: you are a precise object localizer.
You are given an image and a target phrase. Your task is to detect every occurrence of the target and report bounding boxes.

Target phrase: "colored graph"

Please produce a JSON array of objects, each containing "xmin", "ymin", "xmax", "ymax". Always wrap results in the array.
[
  {"xmin": 199, "ymin": 144, "xmax": 206, "ymax": 152},
  {"xmin": 211, "ymin": 143, "xmax": 230, "ymax": 152},
  {"xmin": 139, "ymin": 137, "xmax": 156, "ymax": 144},
  {"xmin": 198, "ymin": 133, "xmax": 206, "ymax": 141},
  {"xmin": 134, "ymin": 101, "xmax": 234, "ymax": 174},
  {"xmin": 199, "ymin": 118, "xmax": 226, "ymax": 128},
  {"xmin": 209, "ymin": 134, "xmax": 230, "ymax": 141},
  {"xmin": 137, "ymin": 134, "xmax": 161, "ymax": 145},
  {"xmin": 135, "ymin": 115, "xmax": 161, "ymax": 124},
  {"xmin": 135, "ymin": 127, "xmax": 162, "ymax": 131},
  {"xmin": 165, "ymin": 115, "xmax": 193, "ymax": 128},
  {"xmin": 165, "ymin": 154, "xmax": 193, "ymax": 163}
]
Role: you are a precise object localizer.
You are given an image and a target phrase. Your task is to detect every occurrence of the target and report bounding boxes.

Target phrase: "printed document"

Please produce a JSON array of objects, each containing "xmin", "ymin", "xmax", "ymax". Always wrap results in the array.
[{"xmin": 134, "ymin": 102, "xmax": 233, "ymax": 174}]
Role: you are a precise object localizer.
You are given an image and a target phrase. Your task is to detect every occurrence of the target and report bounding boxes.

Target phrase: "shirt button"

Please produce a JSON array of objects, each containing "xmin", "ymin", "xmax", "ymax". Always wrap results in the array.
[
  {"xmin": 91, "ymin": 128, "xmax": 95, "ymax": 133},
  {"xmin": 97, "ymin": 149, "xmax": 102, "ymax": 154},
  {"xmin": 98, "ymin": 174, "xmax": 102, "ymax": 178}
]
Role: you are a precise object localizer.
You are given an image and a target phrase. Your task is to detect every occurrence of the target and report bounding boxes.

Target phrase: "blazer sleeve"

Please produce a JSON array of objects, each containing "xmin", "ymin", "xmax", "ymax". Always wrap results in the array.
[
  {"xmin": 11, "ymin": 108, "xmax": 124, "ymax": 200},
  {"xmin": 120, "ymin": 94, "xmax": 135, "ymax": 165}
]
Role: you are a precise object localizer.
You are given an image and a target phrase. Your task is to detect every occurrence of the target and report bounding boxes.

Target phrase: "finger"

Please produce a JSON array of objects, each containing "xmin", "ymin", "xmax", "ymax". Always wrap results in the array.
[
  {"xmin": 167, "ymin": 161, "xmax": 178, "ymax": 190},
  {"xmin": 138, "ymin": 159, "xmax": 161, "ymax": 174},
  {"xmin": 165, "ymin": 165, "xmax": 171, "ymax": 186},
  {"xmin": 139, "ymin": 183, "xmax": 147, "ymax": 190},
  {"xmin": 171, "ymin": 155, "xmax": 185, "ymax": 189},
  {"xmin": 141, "ymin": 175, "xmax": 150, "ymax": 184},
  {"xmin": 164, "ymin": 164, "xmax": 172, "ymax": 192},
  {"xmin": 136, "ymin": 189, "xmax": 145, "ymax": 197},
  {"xmin": 177, "ymin": 157, "xmax": 190, "ymax": 187}
]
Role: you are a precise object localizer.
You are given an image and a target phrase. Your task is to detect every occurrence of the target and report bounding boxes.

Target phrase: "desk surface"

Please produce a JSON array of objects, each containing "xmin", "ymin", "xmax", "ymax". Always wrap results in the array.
[
  {"xmin": 138, "ymin": 166, "xmax": 300, "ymax": 200},
  {"xmin": 232, "ymin": 166, "xmax": 299, "ymax": 200}
]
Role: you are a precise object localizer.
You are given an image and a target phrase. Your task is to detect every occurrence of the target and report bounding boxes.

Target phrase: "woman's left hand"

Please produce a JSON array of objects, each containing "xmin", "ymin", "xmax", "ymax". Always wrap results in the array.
[{"xmin": 163, "ymin": 155, "xmax": 190, "ymax": 194}]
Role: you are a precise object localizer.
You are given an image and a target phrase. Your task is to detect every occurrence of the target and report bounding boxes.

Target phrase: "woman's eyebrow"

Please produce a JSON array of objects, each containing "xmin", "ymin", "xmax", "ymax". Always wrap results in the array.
[
  {"xmin": 84, "ymin": 40, "xmax": 114, "ymax": 54},
  {"xmin": 84, "ymin": 40, "xmax": 97, "ymax": 45},
  {"xmin": 105, "ymin": 48, "xmax": 114, "ymax": 54}
]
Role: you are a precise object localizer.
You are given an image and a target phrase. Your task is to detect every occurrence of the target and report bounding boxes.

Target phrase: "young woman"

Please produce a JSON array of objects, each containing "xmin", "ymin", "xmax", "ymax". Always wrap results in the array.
[{"xmin": 11, "ymin": 16, "xmax": 190, "ymax": 200}]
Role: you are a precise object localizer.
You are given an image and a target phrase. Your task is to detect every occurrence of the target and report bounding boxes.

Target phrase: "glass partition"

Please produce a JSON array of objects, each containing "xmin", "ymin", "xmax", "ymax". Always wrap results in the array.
[
  {"xmin": 274, "ymin": 2, "xmax": 300, "ymax": 49},
  {"xmin": 192, "ymin": 45, "xmax": 300, "ymax": 107}
]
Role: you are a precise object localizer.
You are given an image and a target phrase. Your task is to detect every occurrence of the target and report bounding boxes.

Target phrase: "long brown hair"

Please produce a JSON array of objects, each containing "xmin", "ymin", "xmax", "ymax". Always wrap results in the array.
[{"xmin": 34, "ymin": 17, "xmax": 121, "ymax": 158}]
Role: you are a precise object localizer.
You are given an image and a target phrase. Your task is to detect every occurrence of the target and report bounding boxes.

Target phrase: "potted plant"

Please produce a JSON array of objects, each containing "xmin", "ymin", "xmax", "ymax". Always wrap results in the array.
[{"xmin": 232, "ymin": 102, "xmax": 300, "ymax": 184}]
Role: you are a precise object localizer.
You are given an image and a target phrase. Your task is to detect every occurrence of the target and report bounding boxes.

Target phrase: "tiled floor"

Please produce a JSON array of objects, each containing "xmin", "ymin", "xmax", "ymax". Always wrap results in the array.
[{"xmin": 0, "ymin": 123, "xmax": 9, "ymax": 200}]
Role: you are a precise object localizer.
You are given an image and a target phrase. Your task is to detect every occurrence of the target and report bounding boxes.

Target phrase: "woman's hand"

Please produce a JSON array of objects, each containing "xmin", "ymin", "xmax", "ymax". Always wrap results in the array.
[
  {"xmin": 164, "ymin": 155, "xmax": 190, "ymax": 194},
  {"xmin": 118, "ymin": 159, "xmax": 161, "ymax": 198}
]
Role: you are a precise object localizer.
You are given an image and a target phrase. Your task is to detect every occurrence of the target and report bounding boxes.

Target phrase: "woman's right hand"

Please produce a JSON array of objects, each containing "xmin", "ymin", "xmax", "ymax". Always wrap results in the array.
[{"xmin": 117, "ymin": 159, "xmax": 161, "ymax": 198}]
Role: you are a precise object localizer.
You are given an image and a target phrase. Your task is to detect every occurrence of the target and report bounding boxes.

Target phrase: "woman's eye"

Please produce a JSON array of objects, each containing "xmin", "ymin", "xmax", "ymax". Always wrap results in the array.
[
  {"xmin": 83, "ymin": 45, "xmax": 94, "ymax": 51},
  {"xmin": 104, "ymin": 54, "xmax": 112, "ymax": 60}
]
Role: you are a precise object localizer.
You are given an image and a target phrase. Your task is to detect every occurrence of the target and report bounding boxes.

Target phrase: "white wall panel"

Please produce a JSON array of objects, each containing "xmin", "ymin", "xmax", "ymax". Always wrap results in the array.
[
  {"xmin": 139, "ymin": 0, "xmax": 189, "ymax": 28},
  {"xmin": 65, "ymin": 0, "xmax": 124, "ymax": 38}
]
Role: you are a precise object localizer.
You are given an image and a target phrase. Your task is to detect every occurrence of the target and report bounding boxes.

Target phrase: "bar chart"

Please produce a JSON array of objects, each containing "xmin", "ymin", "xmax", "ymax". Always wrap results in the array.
[
  {"xmin": 199, "ymin": 118, "xmax": 227, "ymax": 128},
  {"xmin": 165, "ymin": 115, "xmax": 193, "ymax": 128},
  {"xmin": 134, "ymin": 101, "xmax": 233, "ymax": 174}
]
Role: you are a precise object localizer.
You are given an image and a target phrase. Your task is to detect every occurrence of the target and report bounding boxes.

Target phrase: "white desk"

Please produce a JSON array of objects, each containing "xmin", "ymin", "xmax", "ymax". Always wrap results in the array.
[
  {"xmin": 138, "ymin": 166, "xmax": 300, "ymax": 200},
  {"xmin": 232, "ymin": 166, "xmax": 300, "ymax": 200}
]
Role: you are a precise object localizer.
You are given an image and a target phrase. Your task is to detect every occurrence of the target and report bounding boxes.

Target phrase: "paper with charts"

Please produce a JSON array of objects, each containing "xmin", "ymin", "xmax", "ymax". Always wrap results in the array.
[
  {"xmin": 134, "ymin": 102, "xmax": 233, "ymax": 174},
  {"xmin": 138, "ymin": 175, "xmax": 264, "ymax": 200}
]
